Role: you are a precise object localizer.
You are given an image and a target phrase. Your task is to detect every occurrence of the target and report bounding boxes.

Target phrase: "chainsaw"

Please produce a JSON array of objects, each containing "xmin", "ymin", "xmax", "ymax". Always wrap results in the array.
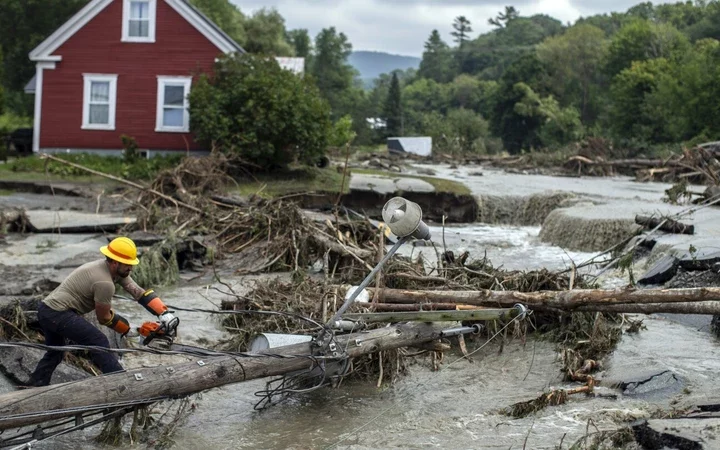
[
  {"xmin": 138, "ymin": 316, "xmax": 180, "ymax": 347},
  {"xmin": 137, "ymin": 317, "xmax": 225, "ymax": 356}
]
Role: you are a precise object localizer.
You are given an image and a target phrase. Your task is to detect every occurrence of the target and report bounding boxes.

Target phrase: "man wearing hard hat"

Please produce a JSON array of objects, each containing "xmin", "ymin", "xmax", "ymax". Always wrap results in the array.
[{"xmin": 27, "ymin": 237, "xmax": 177, "ymax": 386}]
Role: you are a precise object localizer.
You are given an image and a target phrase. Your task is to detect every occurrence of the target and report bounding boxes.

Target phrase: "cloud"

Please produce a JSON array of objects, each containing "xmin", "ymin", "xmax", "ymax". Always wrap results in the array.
[{"xmin": 229, "ymin": 0, "xmax": 675, "ymax": 57}]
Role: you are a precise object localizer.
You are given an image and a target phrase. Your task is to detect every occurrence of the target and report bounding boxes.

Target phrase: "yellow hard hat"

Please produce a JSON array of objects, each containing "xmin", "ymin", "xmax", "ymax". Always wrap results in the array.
[{"xmin": 100, "ymin": 237, "xmax": 140, "ymax": 265}]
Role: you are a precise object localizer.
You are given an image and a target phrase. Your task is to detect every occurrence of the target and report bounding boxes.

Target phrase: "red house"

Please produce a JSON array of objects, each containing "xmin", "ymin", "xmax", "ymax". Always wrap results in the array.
[{"xmin": 27, "ymin": 0, "xmax": 245, "ymax": 157}]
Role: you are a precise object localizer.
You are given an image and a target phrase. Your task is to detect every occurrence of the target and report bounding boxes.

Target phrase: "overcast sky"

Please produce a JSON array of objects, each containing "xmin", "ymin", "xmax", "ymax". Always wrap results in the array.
[{"xmin": 231, "ymin": 0, "xmax": 676, "ymax": 57}]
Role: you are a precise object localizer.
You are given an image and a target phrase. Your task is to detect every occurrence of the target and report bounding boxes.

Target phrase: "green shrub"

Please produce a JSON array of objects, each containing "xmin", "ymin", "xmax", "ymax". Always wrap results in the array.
[
  {"xmin": 0, "ymin": 113, "xmax": 31, "ymax": 137},
  {"xmin": 189, "ymin": 54, "xmax": 332, "ymax": 169}
]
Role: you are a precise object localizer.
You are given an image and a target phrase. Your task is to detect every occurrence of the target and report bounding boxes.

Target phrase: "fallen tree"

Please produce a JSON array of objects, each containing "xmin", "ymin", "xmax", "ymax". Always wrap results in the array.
[{"xmin": 364, "ymin": 286, "xmax": 720, "ymax": 314}]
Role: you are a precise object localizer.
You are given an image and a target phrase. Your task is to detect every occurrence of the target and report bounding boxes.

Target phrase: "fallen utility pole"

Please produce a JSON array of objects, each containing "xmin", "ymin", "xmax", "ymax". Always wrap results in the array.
[
  {"xmin": 365, "ymin": 286, "xmax": 720, "ymax": 314},
  {"xmin": 0, "ymin": 322, "xmax": 447, "ymax": 431}
]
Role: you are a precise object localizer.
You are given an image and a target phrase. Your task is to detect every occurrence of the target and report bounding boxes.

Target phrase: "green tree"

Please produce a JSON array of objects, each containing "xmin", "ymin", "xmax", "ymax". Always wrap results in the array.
[
  {"xmin": 287, "ymin": 29, "xmax": 312, "ymax": 57},
  {"xmin": 243, "ymin": 8, "xmax": 294, "ymax": 55},
  {"xmin": 490, "ymin": 54, "xmax": 550, "ymax": 153},
  {"xmin": 0, "ymin": 0, "xmax": 88, "ymax": 113},
  {"xmin": 188, "ymin": 54, "xmax": 331, "ymax": 169},
  {"xmin": 421, "ymin": 109, "xmax": 489, "ymax": 155},
  {"xmin": 418, "ymin": 30, "xmax": 454, "ymax": 83},
  {"xmin": 608, "ymin": 58, "xmax": 673, "ymax": 142},
  {"xmin": 309, "ymin": 27, "xmax": 357, "ymax": 118},
  {"xmin": 402, "ymin": 78, "xmax": 450, "ymax": 132},
  {"xmin": 189, "ymin": 0, "xmax": 246, "ymax": 45},
  {"xmin": 605, "ymin": 19, "xmax": 689, "ymax": 77},
  {"xmin": 489, "ymin": 6, "xmax": 519, "ymax": 28},
  {"xmin": 451, "ymin": 16, "xmax": 473, "ymax": 47},
  {"xmin": 537, "ymin": 24, "xmax": 608, "ymax": 123},
  {"xmin": 513, "ymin": 83, "xmax": 584, "ymax": 147},
  {"xmin": 648, "ymin": 38, "xmax": 720, "ymax": 142},
  {"xmin": 383, "ymin": 72, "xmax": 402, "ymax": 137}
]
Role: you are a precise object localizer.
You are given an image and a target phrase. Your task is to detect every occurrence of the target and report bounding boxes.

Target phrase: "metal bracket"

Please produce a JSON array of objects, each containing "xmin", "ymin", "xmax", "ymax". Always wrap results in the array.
[
  {"xmin": 166, "ymin": 367, "xmax": 175, "ymax": 374},
  {"xmin": 134, "ymin": 373, "xmax": 144, "ymax": 381},
  {"xmin": 197, "ymin": 360, "xmax": 206, "ymax": 366}
]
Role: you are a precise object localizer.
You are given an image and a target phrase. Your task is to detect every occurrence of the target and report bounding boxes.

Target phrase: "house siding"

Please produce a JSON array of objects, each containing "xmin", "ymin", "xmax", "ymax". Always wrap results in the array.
[{"xmin": 40, "ymin": 0, "xmax": 221, "ymax": 152}]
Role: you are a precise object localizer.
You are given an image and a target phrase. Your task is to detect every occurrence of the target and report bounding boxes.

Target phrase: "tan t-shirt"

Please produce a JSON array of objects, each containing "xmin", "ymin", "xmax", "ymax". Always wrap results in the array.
[{"xmin": 44, "ymin": 259, "xmax": 117, "ymax": 314}]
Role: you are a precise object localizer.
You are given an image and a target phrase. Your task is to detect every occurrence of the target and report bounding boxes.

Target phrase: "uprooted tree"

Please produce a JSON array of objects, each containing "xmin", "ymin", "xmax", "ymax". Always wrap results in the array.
[{"xmin": 188, "ymin": 53, "xmax": 332, "ymax": 169}]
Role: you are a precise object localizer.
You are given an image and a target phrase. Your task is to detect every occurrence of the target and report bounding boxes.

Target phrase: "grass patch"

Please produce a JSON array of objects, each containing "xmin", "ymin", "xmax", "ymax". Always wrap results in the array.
[
  {"xmin": 352, "ymin": 168, "xmax": 471, "ymax": 195},
  {"xmin": 0, "ymin": 154, "xmax": 183, "ymax": 182},
  {"xmin": 234, "ymin": 165, "xmax": 350, "ymax": 198}
]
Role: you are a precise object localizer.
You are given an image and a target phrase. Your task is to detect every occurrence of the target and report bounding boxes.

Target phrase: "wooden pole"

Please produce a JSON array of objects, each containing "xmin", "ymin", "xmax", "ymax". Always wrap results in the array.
[
  {"xmin": 365, "ymin": 286, "xmax": 720, "ymax": 313},
  {"xmin": 0, "ymin": 322, "xmax": 446, "ymax": 430},
  {"xmin": 342, "ymin": 308, "xmax": 518, "ymax": 323}
]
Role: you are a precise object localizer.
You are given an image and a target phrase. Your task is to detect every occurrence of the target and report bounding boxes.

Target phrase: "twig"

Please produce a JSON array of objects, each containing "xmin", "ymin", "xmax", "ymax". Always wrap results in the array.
[{"xmin": 40, "ymin": 153, "xmax": 203, "ymax": 214}]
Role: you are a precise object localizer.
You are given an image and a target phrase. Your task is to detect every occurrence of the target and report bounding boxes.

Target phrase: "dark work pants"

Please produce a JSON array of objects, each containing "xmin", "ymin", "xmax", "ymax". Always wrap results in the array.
[{"xmin": 28, "ymin": 302, "xmax": 124, "ymax": 386}]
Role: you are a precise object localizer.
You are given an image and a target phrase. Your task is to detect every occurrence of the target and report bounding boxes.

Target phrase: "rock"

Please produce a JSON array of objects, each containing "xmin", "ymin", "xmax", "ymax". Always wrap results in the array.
[
  {"xmin": 0, "ymin": 344, "xmax": 90, "ymax": 385},
  {"xmin": 388, "ymin": 165, "xmax": 402, "ymax": 173},
  {"xmin": 638, "ymin": 255, "xmax": 679, "ymax": 285},
  {"xmin": 416, "ymin": 168, "xmax": 436, "ymax": 176},
  {"xmin": 469, "ymin": 171, "xmax": 484, "ymax": 176},
  {"xmin": 632, "ymin": 418, "xmax": 716, "ymax": 449}
]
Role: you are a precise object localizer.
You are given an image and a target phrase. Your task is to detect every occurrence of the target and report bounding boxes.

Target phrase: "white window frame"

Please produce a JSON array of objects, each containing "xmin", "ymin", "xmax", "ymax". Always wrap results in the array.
[
  {"xmin": 122, "ymin": 0, "xmax": 156, "ymax": 43},
  {"xmin": 155, "ymin": 76, "xmax": 192, "ymax": 133},
  {"xmin": 82, "ymin": 74, "xmax": 118, "ymax": 130}
]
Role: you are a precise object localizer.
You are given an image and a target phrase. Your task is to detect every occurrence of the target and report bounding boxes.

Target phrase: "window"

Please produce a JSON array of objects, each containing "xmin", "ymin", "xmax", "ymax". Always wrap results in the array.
[
  {"xmin": 156, "ymin": 76, "xmax": 192, "ymax": 132},
  {"xmin": 82, "ymin": 74, "xmax": 117, "ymax": 130},
  {"xmin": 122, "ymin": 0, "xmax": 156, "ymax": 42}
]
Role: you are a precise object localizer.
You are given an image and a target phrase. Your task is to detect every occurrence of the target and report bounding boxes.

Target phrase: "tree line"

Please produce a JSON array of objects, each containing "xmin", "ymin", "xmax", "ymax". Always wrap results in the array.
[{"xmin": 3, "ymin": 0, "xmax": 720, "ymax": 158}]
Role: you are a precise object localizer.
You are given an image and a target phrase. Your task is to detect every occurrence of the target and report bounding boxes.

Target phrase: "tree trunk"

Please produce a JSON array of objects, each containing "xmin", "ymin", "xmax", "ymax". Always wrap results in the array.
[
  {"xmin": 635, "ymin": 215, "xmax": 694, "ymax": 235},
  {"xmin": 366, "ymin": 286, "xmax": 720, "ymax": 313},
  {"xmin": 0, "ymin": 322, "xmax": 446, "ymax": 430}
]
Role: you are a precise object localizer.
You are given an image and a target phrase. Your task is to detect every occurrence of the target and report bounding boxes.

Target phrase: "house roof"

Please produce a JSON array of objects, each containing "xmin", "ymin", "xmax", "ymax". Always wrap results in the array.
[
  {"xmin": 29, "ymin": 0, "xmax": 245, "ymax": 62},
  {"xmin": 275, "ymin": 57, "xmax": 305, "ymax": 75},
  {"xmin": 24, "ymin": 75, "xmax": 37, "ymax": 94}
]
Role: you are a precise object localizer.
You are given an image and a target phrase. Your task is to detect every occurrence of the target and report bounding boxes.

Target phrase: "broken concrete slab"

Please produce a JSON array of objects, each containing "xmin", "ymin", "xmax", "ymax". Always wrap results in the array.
[
  {"xmin": 638, "ymin": 255, "xmax": 679, "ymax": 285},
  {"xmin": 679, "ymin": 249, "xmax": 720, "ymax": 271},
  {"xmin": 616, "ymin": 370, "xmax": 684, "ymax": 397},
  {"xmin": 0, "ymin": 234, "xmax": 107, "ymax": 267},
  {"xmin": 25, "ymin": 210, "xmax": 135, "ymax": 233},
  {"xmin": 350, "ymin": 173, "xmax": 435, "ymax": 194}
]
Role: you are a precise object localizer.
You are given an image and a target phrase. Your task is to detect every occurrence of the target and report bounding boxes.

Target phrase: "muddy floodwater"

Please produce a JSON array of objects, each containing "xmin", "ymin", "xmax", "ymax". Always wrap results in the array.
[{"xmin": 2, "ymin": 165, "xmax": 720, "ymax": 449}]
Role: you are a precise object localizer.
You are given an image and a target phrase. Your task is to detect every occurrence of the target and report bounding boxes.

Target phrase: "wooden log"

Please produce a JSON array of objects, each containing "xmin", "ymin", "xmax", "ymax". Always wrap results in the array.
[
  {"xmin": 0, "ymin": 322, "xmax": 446, "ymax": 430},
  {"xmin": 342, "ymin": 308, "xmax": 519, "ymax": 323},
  {"xmin": 354, "ymin": 302, "xmax": 478, "ymax": 312},
  {"xmin": 366, "ymin": 286, "xmax": 720, "ymax": 313},
  {"xmin": 635, "ymin": 215, "xmax": 694, "ymax": 235}
]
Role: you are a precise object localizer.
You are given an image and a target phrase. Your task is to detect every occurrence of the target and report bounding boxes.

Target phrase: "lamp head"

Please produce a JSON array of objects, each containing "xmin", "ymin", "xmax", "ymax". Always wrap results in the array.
[{"xmin": 381, "ymin": 197, "xmax": 431, "ymax": 240}]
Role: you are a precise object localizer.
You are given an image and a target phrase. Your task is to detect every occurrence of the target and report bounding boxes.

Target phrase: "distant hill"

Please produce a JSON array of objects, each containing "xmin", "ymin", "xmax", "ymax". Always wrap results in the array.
[{"xmin": 349, "ymin": 51, "xmax": 421, "ymax": 86}]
